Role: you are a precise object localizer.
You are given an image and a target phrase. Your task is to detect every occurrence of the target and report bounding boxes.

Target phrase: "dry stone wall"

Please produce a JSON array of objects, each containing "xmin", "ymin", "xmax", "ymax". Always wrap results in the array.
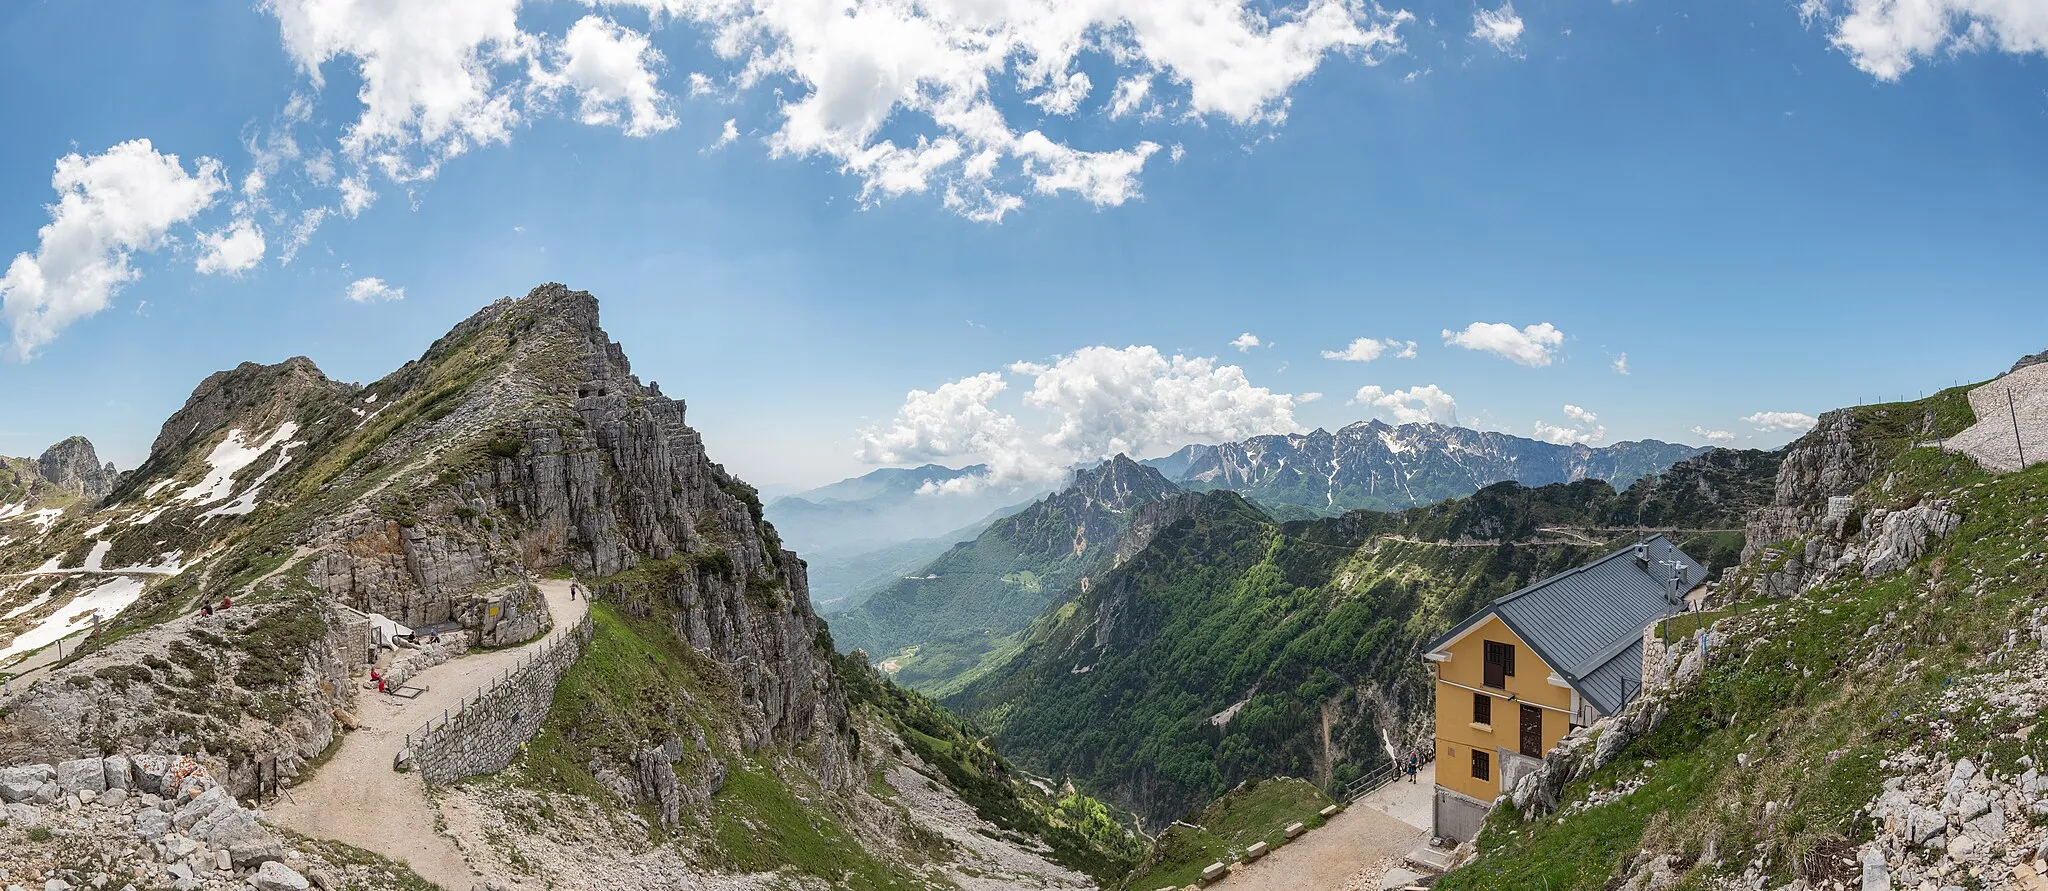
[{"xmin": 408, "ymin": 613, "xmax": 592, "ymax": 784}]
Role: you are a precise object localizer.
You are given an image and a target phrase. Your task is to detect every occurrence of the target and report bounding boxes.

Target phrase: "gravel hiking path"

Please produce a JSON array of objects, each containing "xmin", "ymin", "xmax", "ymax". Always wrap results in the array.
[
  {"xmin": 269, "ymin": 580, "xmax": 587, "ymax": 891},
  {"xmin": 1944, "ymin": 361, "xmax": 2048, "ymax": 473},
  {"xmin": 1210, "ymin": 768, "xmax": 1431, "ymax": 891}
]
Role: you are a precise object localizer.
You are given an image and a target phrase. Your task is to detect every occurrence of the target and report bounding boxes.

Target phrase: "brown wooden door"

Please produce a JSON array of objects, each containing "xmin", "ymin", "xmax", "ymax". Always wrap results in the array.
[
  {"xmin": 1519, "ymin": 704, "xmax": 1543, "ymax": 758},
  {"xmin": 1483, "ymin": 641, "xmax": 1513, "ymax": 688}
]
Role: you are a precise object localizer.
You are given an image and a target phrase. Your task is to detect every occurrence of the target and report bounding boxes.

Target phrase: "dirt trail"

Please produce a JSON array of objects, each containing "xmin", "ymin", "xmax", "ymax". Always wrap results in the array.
[
  {"xmin": 268, "ymin": 580, "xmax": 588, "ymax": 891},
  {"xmin": 1210, "ymin": 765, "xmax": 1433, "ymax": 891}
]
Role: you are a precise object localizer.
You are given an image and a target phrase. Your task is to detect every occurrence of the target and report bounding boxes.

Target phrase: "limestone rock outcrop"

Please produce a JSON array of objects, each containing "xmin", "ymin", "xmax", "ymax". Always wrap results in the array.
[{"xmin": 35, "ymin": 436, "xmax": 120, "ymax": 501}]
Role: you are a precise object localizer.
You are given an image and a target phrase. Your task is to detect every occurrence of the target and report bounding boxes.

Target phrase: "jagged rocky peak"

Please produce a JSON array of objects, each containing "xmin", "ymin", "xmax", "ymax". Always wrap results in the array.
[
  {"xmin": 1070, "ymin": 453, "xmax": 1181, "ymax": 509},
  {"xmin": 146, "ymin": 356, "xmax": 342, "ymax": 460},
  {"xmin": 34, "ymin": 436, "xmax": 118, "ymax": 501}
]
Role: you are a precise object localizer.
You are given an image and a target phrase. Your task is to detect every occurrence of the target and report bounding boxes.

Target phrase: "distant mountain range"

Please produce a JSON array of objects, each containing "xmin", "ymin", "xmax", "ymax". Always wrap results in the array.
[
  {"xmin": 818, "ymin": 422, "xmax": 1715, "ymax": 693},
  {"xmin": 1147, "ymin": 421, "xmax": 1710, "ymax": 518},
  {"xmin": 824, "ymin": 456, "xmax": 1180, "ymax": 692},
  {"xmin": 763, "ymin": 464, "xmax": 1046, "ymax": 610}
]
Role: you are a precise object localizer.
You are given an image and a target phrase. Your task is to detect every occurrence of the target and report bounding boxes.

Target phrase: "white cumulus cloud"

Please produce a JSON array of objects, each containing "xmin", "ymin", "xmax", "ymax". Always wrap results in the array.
[
  {"xmin": 1804, "ymin": 0, "xmax": 2048, "ymax": 81},
  {"xmin": 1472, "ymin": 2, "xmax": 1526, "ymax": 52},
  {"xmin": 345, "ymin": 276, "xmax": 405, "ymax": 303},
  {"xmin": 598, "ymin": 0, "xmax": 1412, "ymax": 220},
  {"xmin": 859, "ymin": 346, "xmax": 1306, "ymax": 484},
  {"xmin": 265, "ymin": 0, "xmax": 531, "ymax": 171},
  {"xmin": 1690, "ymin": 426, "xmax": 1736, "ymax": 443},
  {"xmin": 1442, "ymin": 321, "xmax": 1564, "ymax": 367},
  {"xmin": 1, "ymin": 139, "xmax": 225, "ymax": 360},
  {"xmin": 1231, "ymin": 332, "xmax": 1264, "ymax": 352},
  {"xmin": 1534, "ymin": 403, "xmax": 1605, "ymax": 445},
  {"xmin": 195, "ymin": 219, "xmax": 268, "ymax": 275},
  {"xmin": 711, "ymin": 119, "xmax": 739, "ymax": 150},
  {"xmin": 534, "ymin": 15, "xmax": 677, "ymax": 137},
  {"xmin": 1613, "ymin": 352, "xmax": 1630, "ymax": 375},
  {"xmin": 1350, "ymin": 384, "xmax": 1458, "ymax": 425},
  {"xmin": 1322, "ymin": 337, "xmax": 1416, "ymax": 362},
  {"xmin": 1743, "ymin": 411, "xmax": 1819, "ymax": 432}
]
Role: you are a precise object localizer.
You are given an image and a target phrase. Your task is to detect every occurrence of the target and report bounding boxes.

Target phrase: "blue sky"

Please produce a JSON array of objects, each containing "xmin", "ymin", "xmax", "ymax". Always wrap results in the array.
[{"xmin": 3, "ymin": 0, "xmax": 2046, "ymax": 490}]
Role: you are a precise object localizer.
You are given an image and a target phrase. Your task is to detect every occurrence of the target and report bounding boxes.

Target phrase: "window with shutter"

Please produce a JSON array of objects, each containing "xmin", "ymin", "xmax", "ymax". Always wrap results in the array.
[
  {"xmin": 1483, "ymin": 641, "xmax": 1515, "ymax": 688},
  {"xmin": 1473, "ymin": 692, "xmax": 1491, "ymax": 726},
  {"xmin": 1471, "ymin": 750, "xmax": 1490, "ymax": 781}
]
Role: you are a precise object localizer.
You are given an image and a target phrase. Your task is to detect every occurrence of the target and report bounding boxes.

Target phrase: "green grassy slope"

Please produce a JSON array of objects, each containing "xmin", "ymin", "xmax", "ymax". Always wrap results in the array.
[
  {"xmin": 1437, "ymin": 389, "xmax": 2013, "ymax": 890},
  {"xmin": 1119, "ymin": 777, "xmax": 1334, "ymax": 890}
]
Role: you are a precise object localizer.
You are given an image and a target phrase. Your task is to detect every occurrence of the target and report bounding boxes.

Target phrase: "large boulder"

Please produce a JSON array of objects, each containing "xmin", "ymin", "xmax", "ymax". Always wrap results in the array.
[
  {"xmin": 172, "ymin": 786, "xmax": 230, "ymax": 830},
  {"xmin": 132, "ymin": 806, "xmax": 173, "ymax": 840},
  {"xmin": 2, "ymin": 801, "xmax": 43, "ymax": 826},
  {"xmin": 0, "ymin": 764, "xmax": 53, "ymax": 802},
  {"xmin": 1862, "ymin": 501, "xmax": 1960, "ymax": 577},
  {"xmin": 253, "ymin": 862, "xmax": 312, "ymax": 891},
  {"xmin": 54, "ymin": 758, "xmax": 106, "ymax": 795},
  {"xmin": 102, "ymin": 754, "xmax": 130, "ymax": 791},
  {"xmin": 130, "ymin": 753, "xmax": 172, "ymax": 794}
]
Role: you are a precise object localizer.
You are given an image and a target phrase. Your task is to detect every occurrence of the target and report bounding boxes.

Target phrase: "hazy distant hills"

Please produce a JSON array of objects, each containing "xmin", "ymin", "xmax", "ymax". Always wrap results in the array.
[{"xmin": 763, "ymin": 464, "xmax": 1046, "ymax": 610}]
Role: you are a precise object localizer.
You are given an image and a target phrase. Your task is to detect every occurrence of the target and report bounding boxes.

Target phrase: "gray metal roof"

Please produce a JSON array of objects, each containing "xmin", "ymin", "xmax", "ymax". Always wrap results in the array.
[{"xmin": 1426, "ymin": 534, "xmax": 1705, "ymax": 717}]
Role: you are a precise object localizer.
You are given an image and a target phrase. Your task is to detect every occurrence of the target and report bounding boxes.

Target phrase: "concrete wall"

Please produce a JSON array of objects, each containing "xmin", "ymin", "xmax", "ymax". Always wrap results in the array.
[
  {"xmin": 1431, "ymin": 615, "xmax": 1574, "ymax": 803},
  {"xmin": 409, "ymin": 614, "xmax": 593, "ymax": 785},
  {"xmin": 1433, "ymin": 786, "xmax": 1490, "ymax": 844}
]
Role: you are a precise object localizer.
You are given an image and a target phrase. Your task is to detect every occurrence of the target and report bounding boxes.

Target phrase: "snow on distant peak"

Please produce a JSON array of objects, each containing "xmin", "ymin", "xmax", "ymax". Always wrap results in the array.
[{"xmin": 180, "ymin": 423, "xmax": 301, "ymax": 506}]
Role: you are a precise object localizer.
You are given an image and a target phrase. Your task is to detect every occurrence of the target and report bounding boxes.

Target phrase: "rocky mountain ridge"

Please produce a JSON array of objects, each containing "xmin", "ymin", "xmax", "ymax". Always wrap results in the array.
[
  {"xmin": 0, "ymin": 284, "xmax": 1131, "ymax": 890},
  {"xmin": 1149, "ymin": 420, "xmax": 1709, "ymax": 517}
]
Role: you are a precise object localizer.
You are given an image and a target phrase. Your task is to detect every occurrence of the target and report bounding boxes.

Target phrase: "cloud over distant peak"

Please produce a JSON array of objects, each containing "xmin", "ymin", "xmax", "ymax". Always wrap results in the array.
[
  {"xmin": 1350, "ymin": 384, "xmax": 1458, "ymax": 425},
  {"xmin": 860, "ymin": 345, "xmax": 1307, "ymax": 484}
]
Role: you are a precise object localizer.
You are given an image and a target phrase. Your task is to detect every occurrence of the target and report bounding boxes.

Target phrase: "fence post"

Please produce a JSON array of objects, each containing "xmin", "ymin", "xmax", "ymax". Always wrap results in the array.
[{"xmin": 2010, "ymin": 388, "xmax": 2027, "ymax": 468}]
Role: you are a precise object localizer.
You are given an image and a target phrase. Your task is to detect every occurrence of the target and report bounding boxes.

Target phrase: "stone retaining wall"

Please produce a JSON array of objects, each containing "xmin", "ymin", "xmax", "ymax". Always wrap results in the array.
[{"xmin": 408, "ymin": 613, "xmax": 593, "ymax": 784}]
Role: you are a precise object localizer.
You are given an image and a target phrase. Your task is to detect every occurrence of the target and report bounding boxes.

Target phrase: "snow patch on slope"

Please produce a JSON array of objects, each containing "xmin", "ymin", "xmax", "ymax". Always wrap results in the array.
[
  {"xmin": 0, "ymin": 576, "xmax": 145, "ymax": 661},
  {"xmin": 181, "ymin": 423, "xmax": 301, "ymax": 506}
]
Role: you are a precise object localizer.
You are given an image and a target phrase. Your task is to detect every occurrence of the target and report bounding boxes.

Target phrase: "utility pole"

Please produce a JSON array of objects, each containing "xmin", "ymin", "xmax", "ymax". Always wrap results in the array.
[{"xmin": 2010, "ymin": 389, "xmax": 2027, "ymax": 468}]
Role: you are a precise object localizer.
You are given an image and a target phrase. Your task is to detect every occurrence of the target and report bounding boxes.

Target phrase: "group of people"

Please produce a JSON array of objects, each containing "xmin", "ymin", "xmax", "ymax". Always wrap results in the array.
[{"xmin": 200, "ymin": 594, "xmax": 232, "ymax": 618}]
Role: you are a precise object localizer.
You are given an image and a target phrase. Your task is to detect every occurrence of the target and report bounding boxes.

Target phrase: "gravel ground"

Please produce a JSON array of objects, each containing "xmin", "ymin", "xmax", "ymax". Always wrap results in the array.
[
  {"xmin": 268, "ymin": 580, "xmax": 587, "ymax": 891},
  {"xmin": 1943, "ymin": 362, "xmax": 2048, "ymax": 473},
  {"xmin": 1209, "ymin": 804, "xmax": 1425, "ymax": 891}
]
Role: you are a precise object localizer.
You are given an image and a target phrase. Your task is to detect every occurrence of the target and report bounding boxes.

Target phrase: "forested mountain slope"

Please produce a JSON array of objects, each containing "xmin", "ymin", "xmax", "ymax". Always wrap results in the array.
[
  {"xmin": 827, "ymin": 456, "xmax": 1181, "ymax": 692},
  {"xmin": 949, "ymin": 448, "xmax": 1780, "ymax": 825}
]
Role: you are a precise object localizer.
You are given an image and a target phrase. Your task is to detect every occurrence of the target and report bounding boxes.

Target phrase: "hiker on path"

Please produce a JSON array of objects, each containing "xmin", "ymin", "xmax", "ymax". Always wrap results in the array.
[
  {"xmin": 1406, "ymin": 752, "xmax": 1419, "ymax": 783},
  {"xmin": 220, "ymin": 595, "xmax": 232, "ymax": 611},
  {"xmin": 202, "ymin": 603, "xmax": 214, "ymax": 618}
]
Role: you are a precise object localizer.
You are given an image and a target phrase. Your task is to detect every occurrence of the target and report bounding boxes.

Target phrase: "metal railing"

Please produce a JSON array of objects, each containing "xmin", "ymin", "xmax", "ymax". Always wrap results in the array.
[
  {"xmin": 1336, "ymin": 753, "xmax": 1433, "ymax": 802},
  {"xmin": 402, "ymin": 611, "xmax": 593, "ymax": 755}
]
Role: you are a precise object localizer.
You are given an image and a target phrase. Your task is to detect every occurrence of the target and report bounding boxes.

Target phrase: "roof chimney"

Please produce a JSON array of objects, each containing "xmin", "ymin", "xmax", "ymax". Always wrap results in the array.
[{"xmin": 1634, "ymin": 540, "xmax": 1650, "ymax": 569}]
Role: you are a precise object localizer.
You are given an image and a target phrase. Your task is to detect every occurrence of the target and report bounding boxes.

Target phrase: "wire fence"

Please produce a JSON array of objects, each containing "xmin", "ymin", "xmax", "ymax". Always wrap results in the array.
[{"xmin": 403, "ymin": 611, "xmax": 594, "ymax": 754}]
